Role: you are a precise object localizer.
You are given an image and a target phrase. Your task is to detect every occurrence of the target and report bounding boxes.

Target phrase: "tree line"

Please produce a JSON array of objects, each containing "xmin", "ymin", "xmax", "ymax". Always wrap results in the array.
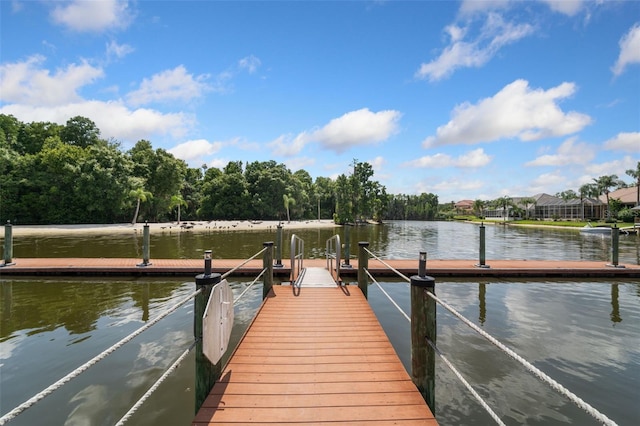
[{"xmin": 0, "ymin": 114, "xmax": 439, "ymax": 225}]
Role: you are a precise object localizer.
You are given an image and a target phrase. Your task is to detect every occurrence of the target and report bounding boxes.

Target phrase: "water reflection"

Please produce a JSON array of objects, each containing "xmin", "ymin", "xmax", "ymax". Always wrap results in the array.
[{"xmin": 478, "ymin": 283, "xmax": 486, "ymax": 326}]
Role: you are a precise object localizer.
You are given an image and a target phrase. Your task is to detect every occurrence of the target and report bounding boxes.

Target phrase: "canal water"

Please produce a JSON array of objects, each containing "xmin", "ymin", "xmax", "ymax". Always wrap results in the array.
[{"xmin": 1, "ymin": 221, "xmax": 639, "ymax": 425}]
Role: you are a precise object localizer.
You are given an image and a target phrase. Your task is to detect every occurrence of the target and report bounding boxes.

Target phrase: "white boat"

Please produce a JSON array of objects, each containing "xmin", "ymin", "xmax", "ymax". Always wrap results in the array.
[{"xmin": 580, "ymin": 223, "xmax": 613, "ymax": 234}]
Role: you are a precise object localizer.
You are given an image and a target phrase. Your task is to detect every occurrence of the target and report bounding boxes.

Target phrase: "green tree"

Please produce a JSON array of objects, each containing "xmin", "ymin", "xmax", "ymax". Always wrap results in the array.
[
  {"xmin": 283, "ymin": 194, "xmax": 296, "ymax": 223},
  {"xmin": 626, "ymin": 161, "xmax": 640, "ymax": 206},
  {"xmin": 169, "ymin": 194, "xmax": 188, "ymax": 223},
  {"xmin": 472, "ymin": 199, "xmax": 485, "ymax": 218},
  {"xmin": 593, "ymin": 175, "xmax": 620, "ymax": 219},
  {"xmin": 60, "ymin": 116, "xmax": 100, "ymax": 148},
  {"xmin": 519, "ymin": 197, "xmax": 536, "ymax": 219},
  {"xmin": 493, "ymin": 196, "xmax": 514, "ymax": 222},
  {"xmin": 130, "ymin": 185, "xmax": 153, "ymax": 225}
]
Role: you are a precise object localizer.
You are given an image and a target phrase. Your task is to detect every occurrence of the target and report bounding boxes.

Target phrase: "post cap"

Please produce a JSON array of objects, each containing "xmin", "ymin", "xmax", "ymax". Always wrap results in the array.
[
  {"xmin": 410, "ymin": 275, "xmax": 435, "ymax": 288},
  {"xmin": 263, "ymin": 241, "xmax": 274, "ymax": 247}
]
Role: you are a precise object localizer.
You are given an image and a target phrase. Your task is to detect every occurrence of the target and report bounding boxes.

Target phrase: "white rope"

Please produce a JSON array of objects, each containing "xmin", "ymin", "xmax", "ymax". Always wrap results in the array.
[
  {"xmin": 363, "ymin": 247, "xmax": 411, "ymax": 282},
  {"xmin": 0, "ymin": 288, "xmax": 201, "ymax": 425},
  {"xmin": 425, "ymin": 290, "xmax": 618, "ymax": 426},
  {"xmin": 365, "ymin": 269, "xmax": 410, "ymax": 322},
  {"xmin": 366, "ymin": 271, "xmax": 504, "ymax": 424},
  {"xmin": 115, "ymin": 341, "xmax": 196, "ymax": 426},
  {"xmin": 234, "ymin": 268, "xmax": 267, "ymax": 304},
  {"xmin": 426, "ymin": 338, "xmax": 506, "ymax": 426},
  {"xmin": 221, "ymin": 247, "xmax": 267, "ymax": 280}
]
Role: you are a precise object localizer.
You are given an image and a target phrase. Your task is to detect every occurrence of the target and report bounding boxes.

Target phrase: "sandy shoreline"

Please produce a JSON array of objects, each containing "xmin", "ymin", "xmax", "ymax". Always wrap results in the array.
[{"xmin": 4, "ymin": 220, "xmax": 340, "ymax": 237}]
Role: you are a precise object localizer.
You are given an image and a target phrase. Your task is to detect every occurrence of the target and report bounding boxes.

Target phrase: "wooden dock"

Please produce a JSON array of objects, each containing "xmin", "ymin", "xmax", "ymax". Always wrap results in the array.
[
  {"xmin": 192, "ymin": 284, "xmax": 437, "ymax": 425},
  {"xmin": 1, "ymin": 257, "xmax": 639, "ymax": 277}
]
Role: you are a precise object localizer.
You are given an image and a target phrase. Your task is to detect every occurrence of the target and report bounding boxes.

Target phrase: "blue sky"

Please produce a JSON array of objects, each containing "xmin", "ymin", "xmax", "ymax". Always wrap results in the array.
[{"xmin": 1, "ymin": 0, "xmax": 638, "ymax": 202}]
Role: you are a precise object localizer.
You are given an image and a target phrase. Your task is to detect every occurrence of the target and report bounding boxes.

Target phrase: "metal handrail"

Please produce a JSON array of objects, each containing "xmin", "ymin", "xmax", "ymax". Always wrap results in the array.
[
  {"xmin": 326, "ymin": 234, "xmax": 341, "ymax": 283},
  {"xmin": 290, "ymin": 234, "xmax": 304, "ymax": 284}
]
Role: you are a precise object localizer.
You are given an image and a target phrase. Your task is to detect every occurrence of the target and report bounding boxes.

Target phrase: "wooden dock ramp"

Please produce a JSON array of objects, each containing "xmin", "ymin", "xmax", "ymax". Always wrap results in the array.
[{"xmin": 193, "ymin": 284, "xmax": 437, "ymax": 425}]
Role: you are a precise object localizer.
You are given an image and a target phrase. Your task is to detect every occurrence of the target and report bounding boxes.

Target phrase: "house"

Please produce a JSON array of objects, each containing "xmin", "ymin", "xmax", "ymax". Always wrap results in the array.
[
  {"xmin": 454, "ymin": 199, "xmax": 474, "ymax": 214},
  {"xmin": 599, "ymin": 185, "xmax": 639, "ymax": 209}
]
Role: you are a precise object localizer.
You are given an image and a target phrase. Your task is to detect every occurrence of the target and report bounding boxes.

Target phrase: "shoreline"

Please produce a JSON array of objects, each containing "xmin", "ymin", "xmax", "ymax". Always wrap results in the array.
[{"xmin": 4, "ymin": 220, "xmax": 340, "ymax": 237}]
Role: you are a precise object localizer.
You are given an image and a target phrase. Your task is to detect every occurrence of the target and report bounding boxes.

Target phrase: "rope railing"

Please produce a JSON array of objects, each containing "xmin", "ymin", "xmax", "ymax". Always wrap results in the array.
[
  {"xmin": 360, "ymin": 249, "xmax": 618, "ymax": 426},
  {"xmin": 221, "ymin": 246, "xmax": 267, "ymax": 280},
  {"xmin": 234, "ymin": 267, "xmax": 267, "ymax": 304},
  {"xmin": 0, "ymin": 288, "xmax": 201, "ymax": 426},
  {"xmin": 364, "ymin": 247, "xmax": 411, "ymax": 282},
  {"xmin": 424, "ymin": 289, "xmax": 618, "ymax": 426},
  {"xmin": 115, "ymin": 341, "xmax": 197, "ymax": 425},
  {"xmin": 364, "ymin": 268, "xmax": 504, "ymax": 425}
]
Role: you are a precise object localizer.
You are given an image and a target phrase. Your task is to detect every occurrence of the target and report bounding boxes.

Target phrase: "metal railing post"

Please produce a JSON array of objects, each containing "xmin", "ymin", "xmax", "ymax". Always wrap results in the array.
[
  {"xmin": 194, "ymin": 250, "xmax": 221, "ymax": 413},
  {"xmin": 357, "ymin": 242, "xmax": 369, "ymax": 299},
  {"xmin": 263, "ymin": 242, "xmax": 274, "ymax": 299},
  {"xmin": 475, "ymin": 222, "xmax": 490, "ymax": 268},
  {"xmin": 137, "ymin": 221, "xmax": 152, "ymax": 267},
  {"xmin": 2, "ymin": 221, "xmax": 14, "ymax": 267},
  {"xmin": 274, "ymin": 224, "xmax": 283, "ymax": 267},
  {"xmin": 411, "ymin": 251, "xmax": 436, "ymax": 414}
]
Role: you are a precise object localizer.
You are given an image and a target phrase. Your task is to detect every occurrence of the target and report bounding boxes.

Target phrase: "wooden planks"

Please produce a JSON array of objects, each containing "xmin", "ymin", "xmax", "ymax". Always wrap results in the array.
[{"xmin": 193, "ymin": 285, "xmax": 437, "ymax": 425}]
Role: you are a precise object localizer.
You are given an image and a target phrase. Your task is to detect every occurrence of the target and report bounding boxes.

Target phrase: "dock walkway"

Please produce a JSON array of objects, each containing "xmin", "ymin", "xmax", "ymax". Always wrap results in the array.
[
  {"xmin": 192, "ymin": 284, "xmax": 437, "ymax": 425},
  {"xmin": 1, "ymin": 258, "xmax": 638, "ymax": 277}
]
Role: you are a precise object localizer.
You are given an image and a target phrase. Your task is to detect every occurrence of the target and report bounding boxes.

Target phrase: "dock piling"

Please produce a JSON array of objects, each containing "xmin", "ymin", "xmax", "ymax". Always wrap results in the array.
[
  {"xmin": 274, "ymin": 224, "xmax": 283, "ymax": 267},
  {"xmin": 136, "ymin": 221, "xmax": 152, "ymax": 267},
  {"xmin": 475, "ymin": 222, "xmax": 490, "ymax": 268},
  {"xmin": 342, "ymin": 224, "xmax": 352, "ymax": 267},
  {"xmin": 194, "ymin": 250, "xmax": 222, "ymax": 412},
  {"xmin": 358, "ymin": 242, "xmax": 369, "ymax": 298},
  {"xmin": 2, "ymin": 221, "xmax": 14, "ymax": 267},
  {"xmin": 411, "ymin": 252, "xmax": 436, "ymax": 414},
  {"xmin": 263, "ymin": 242, "xmax": 274, "ymax": 299},
  {"xmin": 607, "ymin": 224, "xmax": 625, "ymax": 268}
]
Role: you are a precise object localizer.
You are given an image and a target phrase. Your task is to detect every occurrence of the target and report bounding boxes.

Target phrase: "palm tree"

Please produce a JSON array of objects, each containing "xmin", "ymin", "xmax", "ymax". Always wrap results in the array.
[
  {"xmin": 626, "ymin": 161, "xmax": 640, "ymax": 206},
  {"xmin": 579, "ymin": 183, "xmax": 598, "ymax": 220},
  {"xmin": 130, "ymin": 187, "xmax": 153, "ymax": 225},
  {"xmin": 593, "ymin": 175, "xmax": 619, "ymax": 219},
  {"xmin": 283, "ymin": 194, "xmax": 296, "ymax": 223},
  {"xmin": 519, "ymin": 197, "xmax": 536, "ymax": 219},
  {"xmin": 169, "ymin": 194, "xmax": 188, "ymax": 224},
  {"xmin": 472, "ymin": 199, "xmax": 485, "ymax": 218},
  {"xmin": 494, "ymin": 196, "xmax": 513, "ymax": 223}
]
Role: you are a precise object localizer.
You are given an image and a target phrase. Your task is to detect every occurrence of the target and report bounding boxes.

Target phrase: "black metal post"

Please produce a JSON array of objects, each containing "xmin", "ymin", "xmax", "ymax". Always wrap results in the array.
[
  {"xmin": 274, "ymin": 224, "xmax": 283, "ymax": 267},
  {"xmin": 410, "ymin": 253, "xmax": 436, "ymax": 414},
  {"xmin": 263, "ymin": 242, "xmax": 274, "ymax": 299},
  {"xmin": 342, "ymin": 224, "xmax": 352, "ymax": 267},
  {"xmin": 357, "ymin": 242, "xmax": 369, "ymax": 299},
  {"xmin": 475, "ymin": 222, "xmax": 490, "ymax": 268},
  {"xmin": 137, "ymin": 221, "xmax": 152, "ymax": 267},
  {"xmin": 2, "ymin": 221, "xmax": 14, "ymax": 267},
  {"xmin": 194, "ymin": 250, "xmax": 221, "ymax": 412},
  {"xmin": 607, "ymin": 225, "xmax": 624, "ymax": 268}
]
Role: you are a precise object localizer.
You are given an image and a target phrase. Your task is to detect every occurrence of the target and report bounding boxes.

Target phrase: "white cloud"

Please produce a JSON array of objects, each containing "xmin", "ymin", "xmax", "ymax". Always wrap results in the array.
[
  {"xmin": 269, "ymin": 108, "xmax": 401, "ymax": 157},
  {"xmin": 423, "ymin": 79, "xmax": 592, "ymax": 147},
  {"xmin": 0, "ymin": 55, "xmax": 104, "ymax": 106},
  {"xmin": 612, "ymin": 23, "xmax": 640, "ymax": 77},
  {"xmin": 603, "ymin": 132, "xmax": 640, "ymax": 153},
  {"xmin": 126, "ymin": 65, "xmax": 211, "ymax": 106},
  {"xmin": 238, "ymin": 55, "xmax": 261, "ymax": 74},
  {"xmin": 284, "ymin": 157, "xmax": 316, "ymax": 172},
  {"xmin": 529, "ymin": 171, "xmax": 567, "ymax": 193},
  {"xmin": 168, "ymin": 139, "xmax": 223, "ymax": 162},
  {"xmin": 368, "ymin": 156, "xmax": 386, "ymax": 173},
  {"xmin": 1, "ymin": 101, "xmax": 191, "ymax": 142},
  {"xmin": 539, "ymin": 0, "xmax": 585, "ymax": 16},
  {"xmin": 106, "ymin": 40, "xmax": 134, "ymax": 61},
  {"xmin": 459, "ymin": 0, "xmax": 510, "ymax": 16},
  {"xmin": 584, "ymin": 155, "xmax": 638, "ymax": 177},
  {"xmin": 268, "ymin": 132, "xmax": 310, "ymax": 157},
  {"xmin": 312, "ymin": 108, "xmax": 401, "ymax": 153},
  {"xmin": 526, "ymin": 137, "xmax": 595, "ymax": 166},
  {"xmin": 51, "ymin": 0, "xmax": 132, "ymax": 32},
  {"xmin": 406, "ymin": 148, "xmax": 492, "ymax": 168},
  {"xmin": 416, "ymin": 13, "xmax": 535, "ymax": 81}
]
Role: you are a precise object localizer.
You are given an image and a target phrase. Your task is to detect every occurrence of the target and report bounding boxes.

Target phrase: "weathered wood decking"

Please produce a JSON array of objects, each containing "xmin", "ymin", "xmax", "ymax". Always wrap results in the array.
[
  {"xmin": 1, "ymin": 257, "xmax": 639, "ymax": 277},
  {"xmin": 192, "ymin": 284, "xmax": 437, "ymax": 425}
]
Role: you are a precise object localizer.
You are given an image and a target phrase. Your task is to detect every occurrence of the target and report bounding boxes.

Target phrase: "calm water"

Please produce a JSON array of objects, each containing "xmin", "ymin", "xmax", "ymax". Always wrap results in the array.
[{"xmin": 1, "ymin": 221, "xmax": 639, "ymax": 425}]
